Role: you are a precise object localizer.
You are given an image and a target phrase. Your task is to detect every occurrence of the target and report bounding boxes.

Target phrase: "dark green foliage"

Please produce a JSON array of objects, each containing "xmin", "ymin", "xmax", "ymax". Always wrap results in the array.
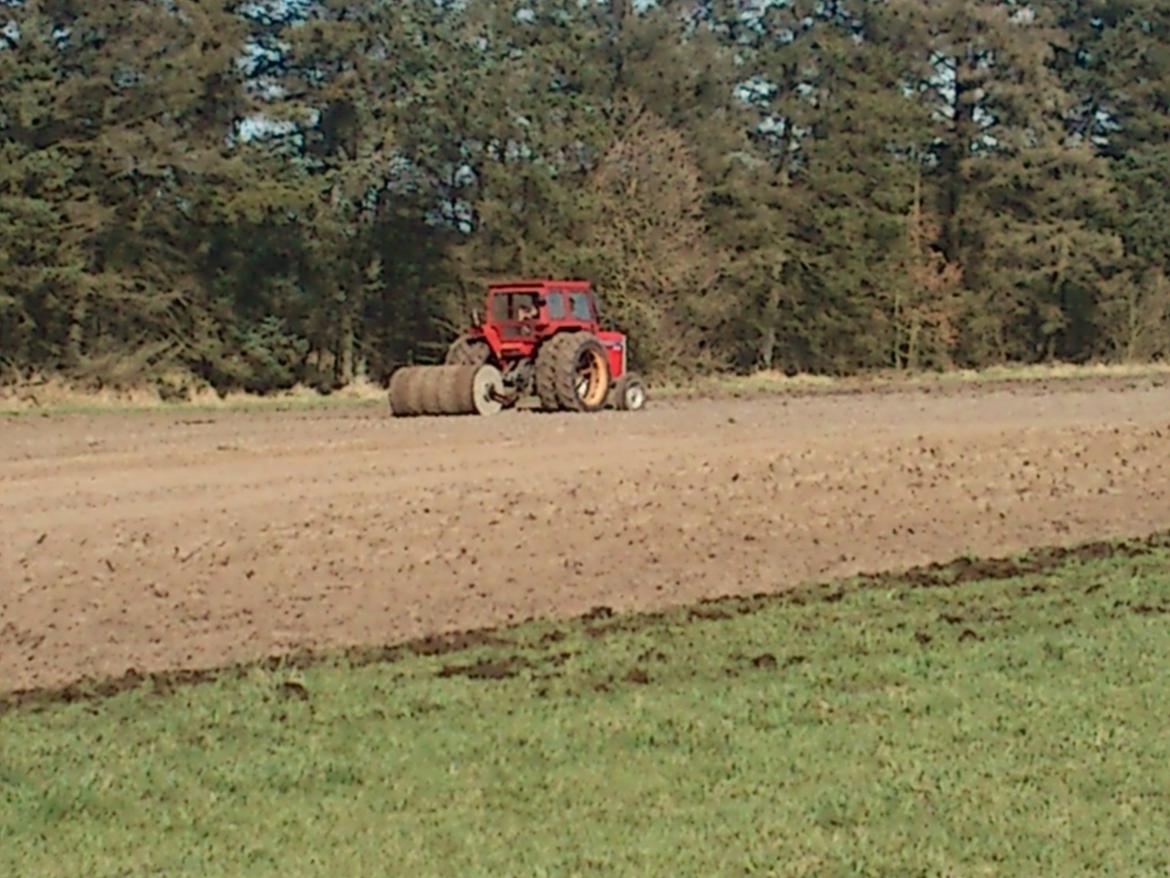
[{"xmin": 1, "ymin": 0, "xmax": 1168, "ymax": 389}]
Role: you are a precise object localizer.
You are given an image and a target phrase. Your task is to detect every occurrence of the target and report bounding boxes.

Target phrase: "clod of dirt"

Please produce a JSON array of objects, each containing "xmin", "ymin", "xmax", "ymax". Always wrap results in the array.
[
  {"xmin": 278, "ymin": 681, "xmax": 310, "ymax": 701},
  {"xmin": 545, "ymin": 651, "xmax": 575, "ymax": 667},
  {"xmin": 410, "ymin": 630, "xmax": 510, "ymax": 657},
  {"xmin": 625, "ymin": 668, "xmax": 651, "ymax": 685},
  {"xmin": 581, "ymin": 606, "xmax": 615, "ymax": 622},
  {"xmin": 751, "ymin": 654, "xmax": 778, "ymax": 670},
  {"xmin": 1132, "ymin": 603, "xmax": 1170, "ymax": 616},
  {"xmin": 437, "ymin": 658, "xmax": 525, "ymax": 681},
  {"xmin": 914, "ymin": 631, "xmax": 934, "ymax": 645},
  {"xmin": 689, "ymin": 605, "xmax": 733, "ymax": 621},
  {"xmin": 1, "ymin": 624, "xmax": 45, "ymax": 650},
  {"xmin": 958, "ymin": 628, "xmax": 983, "ymax": 642}
]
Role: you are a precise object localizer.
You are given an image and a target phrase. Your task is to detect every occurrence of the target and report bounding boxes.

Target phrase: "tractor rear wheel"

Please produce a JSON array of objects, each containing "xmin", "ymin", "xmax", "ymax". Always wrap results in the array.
[
  {"xmin": 445, "ymin": 336, "xmax": 491, "ymax": 366},
  {"xmin": 534, "ymin": 335, "xmax": 565, "ymax": 411},
  {"xmin": 536, "ymin": 332, "xmax": 611, "ymax": 413}
]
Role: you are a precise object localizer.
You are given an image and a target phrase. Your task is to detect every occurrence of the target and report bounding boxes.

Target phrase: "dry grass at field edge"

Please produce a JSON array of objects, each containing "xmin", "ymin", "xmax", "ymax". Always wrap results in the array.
[
  {"xmin": 654, "ymin": 360, "xmax": 1170, "ymax": 400},
  {"xmin": 0, "ymin": 375, "xmax": 388, "ymax": 417},
  {"xmin": 4, "ymin": 361, "xmax": 1169, "ymax": 417}
]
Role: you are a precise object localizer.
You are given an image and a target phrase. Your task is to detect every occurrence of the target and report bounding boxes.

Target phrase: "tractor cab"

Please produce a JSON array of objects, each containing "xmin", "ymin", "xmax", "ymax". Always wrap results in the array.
[{"xmin": 484, "ymin": 281, "xmax": 600, "ymax": 345}]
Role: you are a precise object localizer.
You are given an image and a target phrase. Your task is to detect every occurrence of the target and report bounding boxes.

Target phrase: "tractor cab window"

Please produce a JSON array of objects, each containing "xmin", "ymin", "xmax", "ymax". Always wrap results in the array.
[
  {"xmin": 545, "ymin": 293, "xmax": 566, "ymax": 320},
  {"xmin": 491, "ymin": 292, "xmax": 541, "ymax": 322},
  {"xmin": 569, "ymin": 293, "xmax": 593, "ymax": 322}
]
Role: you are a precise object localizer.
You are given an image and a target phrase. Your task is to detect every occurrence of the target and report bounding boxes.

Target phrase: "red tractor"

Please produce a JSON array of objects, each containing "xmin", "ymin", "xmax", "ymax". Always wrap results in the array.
[{"xmin": 388, "ymin": 280, "xmax": 646, "ymax": 417}]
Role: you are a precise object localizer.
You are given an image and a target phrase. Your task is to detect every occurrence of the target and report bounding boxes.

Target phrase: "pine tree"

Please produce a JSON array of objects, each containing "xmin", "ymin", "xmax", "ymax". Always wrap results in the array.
[
  {"xmin": 891, "ymin": 0, "xmax": 1125, "ymax": 363},
  {"xmin": 1054, "ymin": 1, "xmax": 1170, "ymax": 360},
  {"xmin": 1, "ymin": 0, "xmax": 248, "ymax": 383},
  {"xmin": 794, "ymin": 2, "xmax": 949, "ymax": 371},
  {"xmin": 236, "ymin": 0, "xmax": 452, "ymax": 384},
  {"xmin": 701, "ymin": 0, "xmax": 937, "ymax": 373}
]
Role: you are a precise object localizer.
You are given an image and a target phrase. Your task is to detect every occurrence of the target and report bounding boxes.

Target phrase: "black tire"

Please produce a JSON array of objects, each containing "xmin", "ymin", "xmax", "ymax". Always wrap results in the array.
[
  {"xmin": 535, "ymin": 334, "xmax": 572, "ymax": 411},
  {"xmin": 613, "ymin": 372, "xmax": 647, "ymax": 411},
  {"xmin": 445, "ymin": 336, "xmax": 491, "ymax": 366},
  {"xmin": 536, "ymin": 332, "xmax": 611, "ymax": 413}
]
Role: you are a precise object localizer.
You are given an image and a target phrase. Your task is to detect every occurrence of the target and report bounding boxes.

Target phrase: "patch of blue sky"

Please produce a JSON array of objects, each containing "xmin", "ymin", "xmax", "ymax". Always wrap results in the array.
[
  {"xmin": 517, "ymin": 0, "xmax": 657, "ymax": 25},
  {"xmin": 735, "ymin": 75, "xmax": 777, "ymax": 106},
  {"xmin": 428, "ymin": 198, "xmax": 475, "ymax": 233},
  {"xmin": 0, "ymin": 0, "xmax": 21, "ymax": 51},
  {"xmin": 1, "ymin": 18, "xmax": 71, "ymax": 49},
  {"xmin": 230, "ymin": 115, "xmax": 304, "ymax": 149},
  {"xmin": 237, "ymin": 36, "xmax": 293, "ymax": 77},
  {"xmin": 238, "ymin": 0, "xmax": 317, "ymax": 27},
  {"xmin": 245, "ymin": 77, "xmax": 290, "ymax": 101},
  {"xmin": 453, "ymin": 164, "xmax": 477, "ymax": 187}
]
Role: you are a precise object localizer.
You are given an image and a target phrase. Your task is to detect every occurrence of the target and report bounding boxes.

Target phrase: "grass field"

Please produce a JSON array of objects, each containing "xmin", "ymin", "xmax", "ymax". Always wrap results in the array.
[{"xmin": 3, "ymin": 542, "xmax": 1170, "ymax": 876}]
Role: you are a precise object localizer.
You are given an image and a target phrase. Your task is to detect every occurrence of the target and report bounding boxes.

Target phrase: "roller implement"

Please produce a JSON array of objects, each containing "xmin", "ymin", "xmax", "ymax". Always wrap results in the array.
[{"xmin": 389, "ymin": 280, "xmax": 646, "ymax": 417}]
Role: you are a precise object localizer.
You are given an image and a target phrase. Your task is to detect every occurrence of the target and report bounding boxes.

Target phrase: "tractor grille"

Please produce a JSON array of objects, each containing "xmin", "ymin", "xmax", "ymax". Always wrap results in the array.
[{"xmin": 498, "ymin": 324, "xmax": 535, "ymax": 340}]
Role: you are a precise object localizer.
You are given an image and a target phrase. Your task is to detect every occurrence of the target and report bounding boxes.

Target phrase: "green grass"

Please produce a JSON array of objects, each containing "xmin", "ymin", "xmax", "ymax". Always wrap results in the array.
[{"xmin": 4, "ymin": 548, "xmax": 1170, "ymax": 876}]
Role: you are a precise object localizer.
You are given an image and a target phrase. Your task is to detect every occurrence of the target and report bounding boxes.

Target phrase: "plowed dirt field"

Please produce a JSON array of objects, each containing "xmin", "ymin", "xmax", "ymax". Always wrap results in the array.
[{"xmin": 3, "ymin": 380, "xmax": 1170, "ymax": 694}]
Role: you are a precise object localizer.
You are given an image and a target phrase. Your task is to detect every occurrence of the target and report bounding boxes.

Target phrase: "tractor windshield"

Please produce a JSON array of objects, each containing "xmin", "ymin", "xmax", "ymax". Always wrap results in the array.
[{"xmin": 490, "ymin": 291, "xmax": 542, "ymax": 323}]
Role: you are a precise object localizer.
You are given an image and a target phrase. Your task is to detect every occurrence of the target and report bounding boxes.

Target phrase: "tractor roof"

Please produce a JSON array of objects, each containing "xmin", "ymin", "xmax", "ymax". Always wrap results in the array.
[{"xmin": 487, "ymin": 279, "xmax": 592, "ymax": 292}]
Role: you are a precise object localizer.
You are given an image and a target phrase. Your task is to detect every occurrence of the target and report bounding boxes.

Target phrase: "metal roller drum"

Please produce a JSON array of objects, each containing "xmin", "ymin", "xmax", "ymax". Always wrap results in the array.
[{"xmin": 388, "ymin": 364, "xmax": 505, "ymax": 417}]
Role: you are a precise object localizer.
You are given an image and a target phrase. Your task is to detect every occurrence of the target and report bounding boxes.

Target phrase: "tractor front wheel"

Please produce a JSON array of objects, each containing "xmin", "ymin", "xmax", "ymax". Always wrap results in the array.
[
  {"xmin": 445, "ymin": 336, "xmax": 491, "ymax": 366},
  {"xmin": 536, "ymin": 333, "xmax": 611, "ymax": 413},
  {"xmin": 613, "ymin": 373, "xmax": 647, "ymax": 411}
]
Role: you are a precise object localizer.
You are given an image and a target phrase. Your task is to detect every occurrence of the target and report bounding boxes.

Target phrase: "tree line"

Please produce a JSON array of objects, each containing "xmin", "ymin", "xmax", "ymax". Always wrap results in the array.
[{"xmin": 2, "ymin": 0, "xmax": 1168, "ymax": 394}]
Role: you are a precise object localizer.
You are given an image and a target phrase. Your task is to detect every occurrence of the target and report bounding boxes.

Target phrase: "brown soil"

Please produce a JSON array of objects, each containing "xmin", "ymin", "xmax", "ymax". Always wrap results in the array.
[{"xmin": 3, "ymin": 381, "xmax": 1170, "ymax": 696}]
